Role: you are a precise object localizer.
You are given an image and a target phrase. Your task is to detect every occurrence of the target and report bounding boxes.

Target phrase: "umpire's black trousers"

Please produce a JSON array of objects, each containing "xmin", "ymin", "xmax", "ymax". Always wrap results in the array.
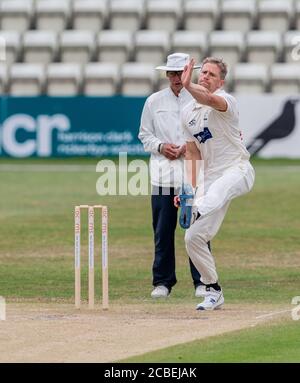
[{"xmin": 151, "ymin": 186, "xmax": 201, "ymax": 292}]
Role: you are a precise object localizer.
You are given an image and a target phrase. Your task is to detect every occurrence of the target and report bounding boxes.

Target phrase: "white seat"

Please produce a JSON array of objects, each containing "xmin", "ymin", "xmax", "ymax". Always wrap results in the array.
[
  {"xmin": 232, "ymin": 63, "xmax": 269, "ymax": 94},
  {"xmin": 35, "ymin": 0, "xmax": 71, "ymax": 32},
  {"xmin": 97, "ymin": 30, "xmax": 133, "ymax": 64},
  {"xmin": 183, "ymin": 0, "xmax": 219, "ymax": 32},
  {"xmin": 171, "ymin": 31, "xmax": 207, "ymax": 64},
  {"xmin": 83, "ymin": 63, "xmax": 119, "ymax": 96},
  {"xmin": 0, "ymin": 0, "xmax": 33, "ymax": 32},
  {"xmin": 72, "ymin": 0, "xmax": 108, "ymax": 32},
  {"xmin": 135, "ymin": 30, "xmax": 170, "ymax": 65},
  {"xmin": 0, "ymin": 63, "xmax": 8, "ymax": 94},
  {"xmin": 247, "ymin": 31, "xmax": 282, "ymax": 65},
  {"xmin": 270, "ymin": 64, "xmax": 300, "ymax": 94},
  {"xmin": 46, "ymin": 63, "xmax": 82, "ymax": 96},
  {"xmin": 221, "ymin": 0, "xmax": 256, "ymax": 32},
  {"xmin": 9, "ymin": 63, "xmax": 45, "ymax": 96},
  {"xmin": 283, "ymin": 31, "xmax": 300, "ymax": 63},
  {"xmin": 258, "ymin": 0, "xmax": 293, "ymax": 32},
  {"xmin": 60, "ymin": 31, "xmax": 95, "ymax": 64},
  {"xmin": 109, "ymin": 0, "xmax": 145, "ymax": 32},
  {"xmin": 0, "ymin": 31, "xmax": 21, "ymax": 65},
  {"xmin": 121, "ymin": 63, "xmax": 156, "ymax": 96},
  {"xmin": 146, "ymin": 0, "xmax": 182, "ymax": 32},
  {"xmin": 23, "ymin": 31, "xmax": 58, "ymax": 64},
  {"xmin": 296, "ymin": 1, "xmax": 300, "ymax": 31},
  {"xmin": 209, "ymin": 31, "xmax": 245, "ymax": 67}
]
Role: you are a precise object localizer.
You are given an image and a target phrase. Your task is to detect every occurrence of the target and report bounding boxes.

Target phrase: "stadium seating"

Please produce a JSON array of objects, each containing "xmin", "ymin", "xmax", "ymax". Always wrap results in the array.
[
  {"xmin": 183, "ymin": 0, "xmax": 219, "ymax": 32},
  {"xmin": 0, "ymin": 31, "xmax": 21, "ymax": 65},
  {"xmin": 134, "ymin": 30, "xmax": 170, "ymax": 65},
  {"xmin": 9, "ymin": 63, "xmax": 45, "ymax": 96},
  {"xmin": 246, "ymin": 31, "xmax": 282, "ymax": 65},
  {"xmin": 72, "ymin": 0, "xmax": 108, "ymax": 32},
  {"xmin": 257, "ymin": 0, "xmax": 294, "ymax": 32},
  {"xmin": 232, "ymin": 63, "xmax": 269, "ymax": 94},
  {"xmin": 60, "ymin": 30, "xmax": 95, "ymax": 63},
  {"xmin": 23, "ymin": 31, "xmax": 58, "ymax": 64},
  {"xmin": 46, "ymin": 63, "xmax": 82, "ymax": 96},
  {"xmin": 145, "ymin": 0, "xmax": 182, "ymax": 32},
  {"xmin": 120, "ymin": 62, "xmax": 156, "ymax": 96},
  {"xmin": 0, "ymin": 0, "xmax": 33, "ymax": 33},
  {"xmin": 209, "ymin": 31, "xmax": 245, "ymax": 67},
  {"xmin": 221, "ymin": 0, "xmax": 256, "ymax": 32},
  {"xmin": 0, "ymin": 0, "xmax": 299, "ymax": 96},
  {"xmin": 171, "ymin": 31, "xmax": 207, "ymax": 64},
  {"xmin": 270, "ymin": 63, "xmax": 300, "ymax": 94},
  {"xmin": 35, "ymin": 0, "xmax": 71, "ymax": 32},
  {"xmin": 83, "ymin": 62, "xmax": 119, "ymax": 96},
  {"xmin": 96, "ymin": 30, "xmax": 133, "ymax": 64},
  {"xmin": 109, "ymin": 0, "xmax": 145, "ymax": 32}
]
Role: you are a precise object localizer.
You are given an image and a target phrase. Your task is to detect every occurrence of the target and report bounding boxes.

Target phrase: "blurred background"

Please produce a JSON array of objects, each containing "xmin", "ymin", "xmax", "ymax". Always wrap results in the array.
[{"xmin": 0, "ymin": 0, "xmax": 299, "ymax": 159}]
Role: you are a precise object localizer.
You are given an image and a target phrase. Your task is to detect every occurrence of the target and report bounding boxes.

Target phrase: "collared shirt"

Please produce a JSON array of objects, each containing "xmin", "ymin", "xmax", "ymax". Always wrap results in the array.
[
  {"xmin": 138, "ymin": 87, "xmax": 193, "ymax": 187},
  {"xmin": 182, "ymin": 89, "xmax": 250, "ymax": 179}
]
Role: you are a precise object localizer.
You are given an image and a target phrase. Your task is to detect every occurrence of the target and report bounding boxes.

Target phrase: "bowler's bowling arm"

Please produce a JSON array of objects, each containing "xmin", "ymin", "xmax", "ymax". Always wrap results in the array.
[{"xmin": 185, "ymin": 141, "xmax": 202, "ymax": 188}]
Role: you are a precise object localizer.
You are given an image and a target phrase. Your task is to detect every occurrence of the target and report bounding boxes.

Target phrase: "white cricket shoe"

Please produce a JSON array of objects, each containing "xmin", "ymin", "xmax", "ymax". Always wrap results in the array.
[
  {"xmin": 196, "ymin": 288, "xmax": 224, "ymax": 310},
  {"xmin": 195, "ymin": 284, "xmax": 207, "ymax": 298},
  {"xmin": 151, "ymin": 285, "xmax": 169, "ymax": 298}
]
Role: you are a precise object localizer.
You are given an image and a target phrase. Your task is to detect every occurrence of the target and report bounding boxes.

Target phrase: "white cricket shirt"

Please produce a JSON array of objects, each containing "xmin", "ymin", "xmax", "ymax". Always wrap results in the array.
[
  {"xmin": 138, "ymin": 87, "xmax": 193, "ymax": 187},
  {"xmin": 182, "ymin": 89, "xmax": 250, "ymax": 178}
]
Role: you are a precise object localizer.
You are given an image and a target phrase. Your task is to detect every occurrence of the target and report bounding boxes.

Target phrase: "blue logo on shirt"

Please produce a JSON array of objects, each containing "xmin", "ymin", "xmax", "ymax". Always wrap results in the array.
[{"xmin": 193, "ymin": 127, "xmax": 213, "ymax": 144}]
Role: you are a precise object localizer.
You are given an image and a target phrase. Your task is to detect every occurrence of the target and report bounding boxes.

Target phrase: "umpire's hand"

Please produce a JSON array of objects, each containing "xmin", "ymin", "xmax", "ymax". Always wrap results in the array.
[{"xmin": 161, "ymin": 143, "xmax": 181, "ymax": 160}]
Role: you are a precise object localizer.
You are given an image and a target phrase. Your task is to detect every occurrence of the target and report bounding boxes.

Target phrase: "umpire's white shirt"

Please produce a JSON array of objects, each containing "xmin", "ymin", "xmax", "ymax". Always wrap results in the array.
[
  {"xmin": 182, "ymin": 89, "xmax": 250, "ymax": 179},
  {"xmin": 138, "ymin": 87, "xmax": 192, "ymax": 187}
]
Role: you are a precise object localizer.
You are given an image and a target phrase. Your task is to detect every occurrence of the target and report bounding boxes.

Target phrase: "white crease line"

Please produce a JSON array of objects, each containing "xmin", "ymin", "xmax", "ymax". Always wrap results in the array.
[
  {"xmin": 255, "ymin": 309, "xmax": 292, "ymax": 319},
  {"xmin": 0, "ymin": 165, "xmax": 96, "ymax": 172}
]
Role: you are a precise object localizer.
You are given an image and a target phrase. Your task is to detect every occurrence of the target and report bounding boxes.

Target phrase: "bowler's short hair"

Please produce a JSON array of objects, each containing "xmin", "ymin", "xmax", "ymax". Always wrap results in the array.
[{"xmin": 202, "ymin": 57, "xmax": 228, "ymax": 80}]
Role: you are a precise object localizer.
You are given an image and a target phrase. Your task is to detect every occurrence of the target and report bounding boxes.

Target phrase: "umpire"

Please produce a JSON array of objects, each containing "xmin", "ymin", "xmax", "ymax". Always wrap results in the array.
[{"xmin": 138, "ymin": 53, "xmax": 206, "ymax": 298}]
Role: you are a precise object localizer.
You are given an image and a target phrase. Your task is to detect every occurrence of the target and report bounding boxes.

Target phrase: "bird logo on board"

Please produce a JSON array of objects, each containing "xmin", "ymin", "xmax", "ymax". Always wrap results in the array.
[
  {"xmin": 193, "ymin": 127, "xmax": 213, "ymax": 144},
  {"xmin": 247, "ymin": 99, "xmax": 299, "ymax": 155}
]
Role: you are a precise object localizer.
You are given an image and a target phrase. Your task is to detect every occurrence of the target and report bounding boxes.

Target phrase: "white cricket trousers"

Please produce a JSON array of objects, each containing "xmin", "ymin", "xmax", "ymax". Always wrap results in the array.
[{"xmin": 185, "ymin": 161, "xmax": 255, "ymax": 285}]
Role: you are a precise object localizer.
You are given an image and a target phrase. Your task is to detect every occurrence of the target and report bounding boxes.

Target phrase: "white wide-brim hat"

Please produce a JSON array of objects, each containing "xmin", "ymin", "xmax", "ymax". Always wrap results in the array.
[{"xmin": 155, "ymin": 53, "xmax": 201, "ymax": 71}]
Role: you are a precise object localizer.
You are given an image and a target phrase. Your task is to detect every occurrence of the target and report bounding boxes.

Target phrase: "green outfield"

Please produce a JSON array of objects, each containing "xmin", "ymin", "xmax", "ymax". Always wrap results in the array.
[
  {"xmin": 0, "ymin": 157, "xmax": 299, "ymax": 362},
  {"xmin": 121, "ymin": 318, "xmax": 300, "ymax": 363}
]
